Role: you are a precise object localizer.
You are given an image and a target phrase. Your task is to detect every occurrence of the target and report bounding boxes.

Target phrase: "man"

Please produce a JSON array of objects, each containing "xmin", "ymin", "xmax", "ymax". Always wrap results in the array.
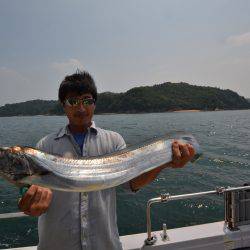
[{"xmin": 18, "ymin": 71, "xmax": 195, "ymax": 250}]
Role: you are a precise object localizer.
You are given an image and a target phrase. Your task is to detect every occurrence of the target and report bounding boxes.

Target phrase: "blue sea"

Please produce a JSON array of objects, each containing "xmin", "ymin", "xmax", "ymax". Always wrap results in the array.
[{"xmin": 0, "ymin": 110, "xmax": 250, "ymax": 248}]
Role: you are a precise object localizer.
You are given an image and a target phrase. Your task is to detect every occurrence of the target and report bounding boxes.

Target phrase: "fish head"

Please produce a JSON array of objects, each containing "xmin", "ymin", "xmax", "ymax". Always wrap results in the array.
[{"xmin": 0, "ymin": 146, "xmax": 33, "ymax": 185}]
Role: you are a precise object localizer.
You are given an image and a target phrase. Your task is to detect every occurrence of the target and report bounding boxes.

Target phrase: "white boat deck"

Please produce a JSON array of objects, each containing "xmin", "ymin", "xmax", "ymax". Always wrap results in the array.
[{"xmin": 4, "ymin": 221, "xmax": 250, "ymax": 250}]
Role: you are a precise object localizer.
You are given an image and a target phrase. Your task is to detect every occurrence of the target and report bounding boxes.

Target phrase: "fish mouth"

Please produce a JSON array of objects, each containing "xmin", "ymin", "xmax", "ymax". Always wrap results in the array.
[{"xmin": 0, "ymin": 147, "xmax": 9, "ymax": 159}]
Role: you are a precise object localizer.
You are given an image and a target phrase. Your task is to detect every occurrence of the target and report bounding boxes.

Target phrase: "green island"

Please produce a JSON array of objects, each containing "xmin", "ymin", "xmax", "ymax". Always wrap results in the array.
[{"xmin": 0, "ymin": 82, "xmax": 249, "ymax": 117}]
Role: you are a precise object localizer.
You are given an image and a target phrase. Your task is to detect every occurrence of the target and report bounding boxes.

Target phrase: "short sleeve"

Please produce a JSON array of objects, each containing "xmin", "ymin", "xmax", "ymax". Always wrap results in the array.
[
  {"xmin": 114, "ymin": 133, "xmax": 126, "ymax": 151},
  {"xmin": 36, "ymin": 135, "xmax": 53, "ymax": 154},
  {"xmin": 36, "ymin": 138, "xmax": 45, "ymax": 151}
]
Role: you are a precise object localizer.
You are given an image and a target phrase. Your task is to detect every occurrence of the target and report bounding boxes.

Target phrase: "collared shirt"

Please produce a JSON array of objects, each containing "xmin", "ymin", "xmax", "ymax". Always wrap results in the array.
[{"xmin": 36, "ymin": 122, "xmax": 127, "ymax": 250}]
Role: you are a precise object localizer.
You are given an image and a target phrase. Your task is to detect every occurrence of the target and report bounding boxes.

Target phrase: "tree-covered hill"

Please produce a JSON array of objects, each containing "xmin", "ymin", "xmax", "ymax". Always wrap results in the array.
[
  {"xmin": 0, "ymin": 82, "xmax": 249, "ymax": 117},
  {"xmin": 0, "ymin": 100, "xmax": 59, "ymax": 116},
  {"xmin": 95, "ymin": 82, "xmax": 250, "ymax": 113}
]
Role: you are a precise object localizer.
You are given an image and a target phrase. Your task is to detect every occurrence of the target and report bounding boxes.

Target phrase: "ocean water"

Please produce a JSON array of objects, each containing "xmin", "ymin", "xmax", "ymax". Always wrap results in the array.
[{"xmin": 0, "ymin": 110, "xmax": 250, "ymax": 248}]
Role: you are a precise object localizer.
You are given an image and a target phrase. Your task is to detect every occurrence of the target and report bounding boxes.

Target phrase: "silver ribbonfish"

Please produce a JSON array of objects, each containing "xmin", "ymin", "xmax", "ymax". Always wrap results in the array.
[{"xmin": 0, "ymin": 135, "xmax": 201, "ymax": 192}]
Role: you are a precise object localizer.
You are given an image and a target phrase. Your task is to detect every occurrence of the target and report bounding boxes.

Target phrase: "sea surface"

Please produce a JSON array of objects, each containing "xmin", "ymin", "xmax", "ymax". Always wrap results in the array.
[{"xmin": 0, "ymin": 110, "xmax": 250, "ymax": 248}]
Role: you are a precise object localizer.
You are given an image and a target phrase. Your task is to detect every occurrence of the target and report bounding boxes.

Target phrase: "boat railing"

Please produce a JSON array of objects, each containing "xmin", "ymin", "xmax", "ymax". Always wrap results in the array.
[
  {"xmin": 0, "ymin": 211, "xmax": 27, "ymax": 219},
  {"xmin": 1, "ymin": 185, "xmax": 250, "ymax": 247},
  {"xmin": 145, "ymin": 185, "xmax": 250, "ymax": 245}
]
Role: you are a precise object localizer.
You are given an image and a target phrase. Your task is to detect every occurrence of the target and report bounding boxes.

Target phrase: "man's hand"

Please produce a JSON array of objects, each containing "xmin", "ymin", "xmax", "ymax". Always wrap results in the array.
[
  {"xmin": 18, "ymin": 185, "xmax": 52, "ymax": 217},
  {"xmin": 169, "ymin": 140, "xmax": 195, "ymax": 168}
]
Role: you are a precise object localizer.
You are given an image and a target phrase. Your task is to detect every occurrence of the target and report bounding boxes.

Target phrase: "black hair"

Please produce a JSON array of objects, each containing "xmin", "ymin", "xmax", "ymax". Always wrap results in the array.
[{"xmin": 58, "ymin": 70, "xmax": 97, "ymax": 104}]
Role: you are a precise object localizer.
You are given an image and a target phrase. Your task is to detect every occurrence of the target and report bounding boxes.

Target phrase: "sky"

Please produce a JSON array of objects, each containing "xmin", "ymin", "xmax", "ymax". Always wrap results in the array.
[{"xmin": 0, "ymin": 0, "xmax": 250, "ymax": 106}]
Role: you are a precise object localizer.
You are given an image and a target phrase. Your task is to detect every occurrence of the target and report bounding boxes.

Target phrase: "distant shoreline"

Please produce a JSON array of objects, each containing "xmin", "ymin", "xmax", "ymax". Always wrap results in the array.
[
  {"xmin": 1, "ymin": 109, "xmax": 250, "ymax": 118},
  {"xmin": 173, "ymin": 109, "xmax": 201, "ymax": 113}
]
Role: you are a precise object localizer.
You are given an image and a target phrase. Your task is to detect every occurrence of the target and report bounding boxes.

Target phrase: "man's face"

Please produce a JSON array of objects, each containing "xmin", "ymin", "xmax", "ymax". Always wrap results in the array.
[{"xmin": 63, "ymin": 92, "xmax": 95, "ymax": 128}]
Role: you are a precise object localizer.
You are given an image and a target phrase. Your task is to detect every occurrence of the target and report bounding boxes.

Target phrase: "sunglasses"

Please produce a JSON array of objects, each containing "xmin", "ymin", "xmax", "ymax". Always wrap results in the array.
[{"xmin": 64, "ymin": 97, "xmax": 95, "ymax": 107}]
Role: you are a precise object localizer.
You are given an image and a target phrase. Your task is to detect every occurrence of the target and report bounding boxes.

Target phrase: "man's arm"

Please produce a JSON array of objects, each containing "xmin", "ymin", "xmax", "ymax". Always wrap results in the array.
[
  {"xmin": 129, "ymin": 141, "xmax": 195, "ymax": 192},
  {"xmin": 18, "ymin": 138, "xmax": 53, "ymax": 216}
]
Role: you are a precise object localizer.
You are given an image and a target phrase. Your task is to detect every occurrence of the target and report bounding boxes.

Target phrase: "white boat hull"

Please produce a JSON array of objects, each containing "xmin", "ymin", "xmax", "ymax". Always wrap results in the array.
[{"xmin": 4, "ymin": 221, "xmax": 250, "ymax": 250}]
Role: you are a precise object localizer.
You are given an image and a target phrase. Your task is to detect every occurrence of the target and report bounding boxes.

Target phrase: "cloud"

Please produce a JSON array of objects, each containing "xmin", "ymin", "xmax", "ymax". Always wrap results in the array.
[
  {"xmin": 51, "ymin": 58, "xmax": 84, "ymax": 73},
  {"xmin": 218, "ymin": 57, "xmax": 250, "ymax": 66},
  {"xmin": 0, "ymin": 67, "xmax": 33, "ymax": 105},
  {"xmin": 226, "ymin": 32, "xmax": 250, "ymax": 46},
  {"xmin": 0, "ymin": 67, "xmax": 30, "ymax": 83}
]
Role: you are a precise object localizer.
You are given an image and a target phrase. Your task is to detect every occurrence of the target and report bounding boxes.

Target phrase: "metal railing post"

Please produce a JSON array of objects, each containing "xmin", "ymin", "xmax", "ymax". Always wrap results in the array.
[{"xmin": 144, "ymin": 185, "xmax": 250, "ymax": 245}]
